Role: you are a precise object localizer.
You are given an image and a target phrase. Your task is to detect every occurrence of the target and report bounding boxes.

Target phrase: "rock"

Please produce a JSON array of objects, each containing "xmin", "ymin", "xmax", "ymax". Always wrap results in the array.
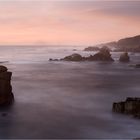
[
  {"xmin": 129, "ymin": 64, "xmax": 140, "ymax": 68},
  {"xmin": 119, "ymin": 52, "xmax": 130, "ymax": 62},
  {"xmin": 0, "ymin": 66, "xmax": 7, "ymax": 72},
  {"xmin": 84, "ymin": 46, "xmax": 100, "ymax": 51},
  {"xmin": 112, "ymin": 97, "xmax": 140, "ymax": 118},
  {"xmin": 61, "ymin": 53, "xmax": 84, "ymax": 61},
  {"xmin": 135, "ymin": 64, "xmax": 140, "ymax": 68},
  {"xmin": 113, "ymin": 102, "xmax": 125, "ymax": 113},
  {"xmin": 0, "ymin": 65, "xmax": 14, "ymax": 106},
  {"xmin": 49, "ymin": 58, "xmax": 59, "ymax": 61},
  {"xmin": 51, "ymin": 46, "xmax": 114, "ymax": 62},
  {"xmin": 85, "ymin": 46, "xmax": 114, "ymax": 61}
]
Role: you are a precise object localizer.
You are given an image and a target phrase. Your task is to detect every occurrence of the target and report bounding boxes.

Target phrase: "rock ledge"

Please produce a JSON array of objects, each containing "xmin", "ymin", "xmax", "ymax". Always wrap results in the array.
[
  {"xmin": 0, "ymin": 65, "xmax": 14, "ymax": 106},
  {"xmin": 113, "ymin": 97, "xmax": 140, "ymax": 118}
]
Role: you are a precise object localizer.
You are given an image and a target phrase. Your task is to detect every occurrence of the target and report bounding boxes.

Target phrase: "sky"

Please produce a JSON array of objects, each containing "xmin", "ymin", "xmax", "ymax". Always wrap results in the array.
[{"xmin": 0, "ymin": 0, "xmax": 140, "ymax": 46}]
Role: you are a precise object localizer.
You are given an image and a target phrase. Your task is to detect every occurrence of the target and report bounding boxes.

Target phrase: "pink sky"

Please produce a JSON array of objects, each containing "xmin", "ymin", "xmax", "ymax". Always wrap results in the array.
[{"xmin": 0, "ymin": 1, "xmax": 140, "ymax": 45}]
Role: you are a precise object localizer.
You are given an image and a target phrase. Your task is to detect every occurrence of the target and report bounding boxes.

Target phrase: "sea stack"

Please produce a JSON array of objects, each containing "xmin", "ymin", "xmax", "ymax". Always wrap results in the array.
[
  {"xmin": 0, "ymin": 65, "xmax": 14, "ymax": 106},
  {"xmin": 119, "ymin": 52, "xmax": 130, "ymax": 62}
]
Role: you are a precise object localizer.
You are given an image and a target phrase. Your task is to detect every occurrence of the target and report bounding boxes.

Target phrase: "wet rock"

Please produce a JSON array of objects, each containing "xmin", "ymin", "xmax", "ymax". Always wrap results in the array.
[
  {"xmin": 85, "ymin": 46, "xmax": 114, "ymax": 61},
  {"xmin": 113, "ymin": 97, "xmax": 140, "ymax": 118},
  {"xmin": 0, "ymin": 66, "xmax": 7, "ymax": 72},
  {"xmin": 0, "ymin": 65, "xmax": 14, "ymax": 106},
  {"xmin": 135, "ymin": 64, "xmax": 140, "ymax": 68},
  {"xmin": 49, "ymin": 58, "xmax": 59, "ymax": 61},
  {"xmin": 53, "ymin": 46, "xmax": 114, "ymax": 62},
  {"xmin": 113, "ymin": 102, "xmax": 125, "ymax": 113},
  {"xmin": 119, "ymin": 52, "xmax": 130, "ymax": 62},
  {"xmin": 60, "ymin": 53, "xmax": 84, "ymax": 61}
]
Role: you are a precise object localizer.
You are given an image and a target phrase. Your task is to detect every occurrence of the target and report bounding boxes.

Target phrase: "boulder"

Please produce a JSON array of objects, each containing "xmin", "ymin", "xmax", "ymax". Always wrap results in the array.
[
  {"xmin": 119, "ymin": 52, "xmax": 130, "ymax": 62},
  {"xmin": 112, "ymin": 97, "xmax": 140, "ymax": 118},
  {"xmin": 0, "ymin": 65, "xmax": 14, "ymax": 106},
  {"xmin": 60, "ymin": 53, "xmax": 84, "ymax": 61}
]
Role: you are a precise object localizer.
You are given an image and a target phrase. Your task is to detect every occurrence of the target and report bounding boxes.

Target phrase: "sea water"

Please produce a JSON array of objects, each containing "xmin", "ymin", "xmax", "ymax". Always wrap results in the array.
[{"xmin": 0, "ymin": 45, "xmax": 140, "ymax": 139}]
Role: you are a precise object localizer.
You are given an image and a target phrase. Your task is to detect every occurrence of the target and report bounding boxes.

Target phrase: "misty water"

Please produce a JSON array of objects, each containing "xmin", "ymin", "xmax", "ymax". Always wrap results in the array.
[{"xmin": 0, "ymin": 46, "xmax": 140, "ymax": 139}]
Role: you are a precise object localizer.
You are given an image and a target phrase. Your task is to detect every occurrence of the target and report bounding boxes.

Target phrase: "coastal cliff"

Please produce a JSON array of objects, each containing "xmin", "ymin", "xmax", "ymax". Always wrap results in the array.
[{"xmin": 0, "ymin": 65, "xmax": 14, "ymax": 106}]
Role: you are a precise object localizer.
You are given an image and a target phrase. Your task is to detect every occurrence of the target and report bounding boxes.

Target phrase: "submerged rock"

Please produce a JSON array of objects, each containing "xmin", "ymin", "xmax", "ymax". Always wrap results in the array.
[
  {"xmin": 0, "ymin": 65, "xmax": 14, "ymax": 106},
  {"xmin": 119, "ymin": 52, "xmax": 130, "ymax": 62},
  {"xmin": 113, "ymin": 97, "xmax": 140, "ymax": 118}
]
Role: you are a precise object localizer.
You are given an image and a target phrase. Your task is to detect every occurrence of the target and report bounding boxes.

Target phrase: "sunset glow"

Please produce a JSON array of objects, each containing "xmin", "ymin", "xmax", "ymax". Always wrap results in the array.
[{"xmin": 0, "ymin": 1, "xmax": 140, "ymax": 45}]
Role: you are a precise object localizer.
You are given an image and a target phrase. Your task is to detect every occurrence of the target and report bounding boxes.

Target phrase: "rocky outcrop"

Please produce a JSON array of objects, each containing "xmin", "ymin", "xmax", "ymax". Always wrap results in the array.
[
  {"xmin": 85, "ymin": 46, "xmax": 114, "ymax": 61},
  {"xmin": 119, "ymin": 52, "xmax": 130, "ymax": 62},
  {"xmin": 113, "ymin": 97, "xmax": 140, "ymax": 118},
  {"xmin": 50, "ymin": 46, "xmax": 114, "ymax": 62},
  {"xmin": 60, "ymin": 53, "xmax": 84, "ymax": 61},
  {"xmin": 84, "ymin": 35, "xmax": 140, "ymax": 53},
  {"xmin": 0, "ymin": 65, "xmax": 14, "ymax": 106},
  {"xmin": 84, "ymin": 42, "xmax": 117, "ymax": 51}
]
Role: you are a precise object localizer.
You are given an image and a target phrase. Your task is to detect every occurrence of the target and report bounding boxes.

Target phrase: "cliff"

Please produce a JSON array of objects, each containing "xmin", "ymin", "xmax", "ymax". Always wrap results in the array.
[{"xmin": 0, "ymin": 65, "xmax": 14, "ymax": 106}]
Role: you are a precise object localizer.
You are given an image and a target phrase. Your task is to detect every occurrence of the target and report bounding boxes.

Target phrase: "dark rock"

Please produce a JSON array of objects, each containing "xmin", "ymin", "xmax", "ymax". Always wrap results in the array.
[
  {"xmin": 1, "ymin": 112, "xmax": 7, "ymax": 117},
  {"xmin": 119, "ymin": 52, "xmax": 130, "ymax": 62},
  {"xmin": 85, "ymin": 46, "xmax": 114, "ymax": 61},
  {"xmin": 61, "ymin": 53, "xmax": 84, "ymax": 61},
  {"xmin": 84, "ymin": 42, "xmax": 117, "ymax": 51},
  {"xmin": 135, "ymin": 64, "xmax": 140, "ymax": 68},
  {"xmin": 112, "ymin": 97, "xmax": 140, "ymax": 118},
  {"xmin": 49, "ymin": 58, "xmax": 59, "ymax": 61},
  {"xmin": 113, "ymin": 102, "xmax": 125, "ymax": 113},
  {"xmin": 0, "ymin": 65, "xmax": 14, "ymax": 106},
  {"xmin": 129, "ymin": 64, "xmax": 140, "ymax": 68},
  {"xmin": 0, "ymin": 66, "xmax": 7, "ymax": 72},
  {"xmin": 84, "ymin": 46, "xmax": 100, "ymax": 51},
  {"xmin": 51, "ymin": 46, "xmax": 114, "ymax": 62},
  {"xmin": 117, "ymin": 35, "xmax": 140, "ymax": 52}
]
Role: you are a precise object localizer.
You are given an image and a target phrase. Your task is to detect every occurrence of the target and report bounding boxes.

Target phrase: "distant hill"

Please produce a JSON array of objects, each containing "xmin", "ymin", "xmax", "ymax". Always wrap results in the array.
[{"xmin": 84, "ymin": 35, "xmax": 140, "ymax": 52}]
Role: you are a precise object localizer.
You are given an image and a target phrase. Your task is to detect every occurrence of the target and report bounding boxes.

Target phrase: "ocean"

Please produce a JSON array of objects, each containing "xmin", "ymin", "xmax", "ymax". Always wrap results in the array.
[{"xmin": 0, "ymin": 45, "xmax": 140, "ymax": 139}]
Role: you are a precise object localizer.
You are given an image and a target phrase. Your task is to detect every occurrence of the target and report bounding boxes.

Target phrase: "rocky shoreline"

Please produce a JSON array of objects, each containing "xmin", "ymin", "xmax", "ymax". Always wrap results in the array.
[
  {"xmin": 50, "ymin": 46, "xmax": 114, "ymax": 62},
  {"xmin": 0, "ymin": 65, "xmax": 14, "ymax": 107},
  {"xmin": 50, "ymin": 46, "xmax": 132, "ymax": 63},
  {"xmin": 113, "ymin": 97, "xmax": 140, "ymax": 118}
]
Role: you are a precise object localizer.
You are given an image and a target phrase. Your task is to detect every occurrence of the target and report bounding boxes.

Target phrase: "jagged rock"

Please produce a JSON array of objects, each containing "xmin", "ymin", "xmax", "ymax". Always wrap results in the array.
[
  {"xmin": 119, "ymin": 52, "xmax": 130, "ymax": 62},
  {"xmin": 85, "ymin": 46, "xmax": 114, "ymax": 61},
  {"xmin": 60, "ymin": 53, "xmax": 84, "ymax": 61},
  {"xmin": 113, "ymin": 102, "xmax": 125, "ymax": 113},
  {"xmin": 0, "ymin": 65, "xmax": 14, "ymax": 106},
  {"xmin": 0, "ymin": 66, "xmax": 7, "ymax": 72},
  {"xmin": 112, "ymin": 97, "xmax": 140, "ymax": 118},
  {"xmin": 50, "ymin": 46, "xmax": 114, "ymax": 62}
]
